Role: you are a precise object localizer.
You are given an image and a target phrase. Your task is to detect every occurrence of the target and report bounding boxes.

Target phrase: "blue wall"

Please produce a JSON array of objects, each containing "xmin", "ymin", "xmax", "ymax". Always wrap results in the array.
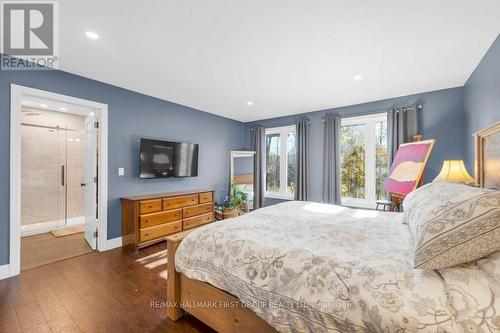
[
  {"xmin": 246, "ymin": 87, "xmax": 465, "ymax": 206},
  {"xmin": 2, "ymin": 34, "xmax": 498, "ymax": 266},
  {"xmin": 0, "ymin": 56, "xmax": 245, "ymax": 265},
  {"xmin": 463, "ymin": 34, "xmax": 500, "ymax": 170}
]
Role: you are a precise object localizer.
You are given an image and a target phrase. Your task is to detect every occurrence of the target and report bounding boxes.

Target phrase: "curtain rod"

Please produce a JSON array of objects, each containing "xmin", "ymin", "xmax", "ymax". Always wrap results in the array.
[
  {"xmin": 250, "ymin": 104, "xmax": 422, "ymax": 129},
  {"xmin": 250, "ymin": 119, "xmax": 310, "ymax": 131},
  {"xmin": 320, "ymin": 104, "xmax": 422, "ymax": 122}
]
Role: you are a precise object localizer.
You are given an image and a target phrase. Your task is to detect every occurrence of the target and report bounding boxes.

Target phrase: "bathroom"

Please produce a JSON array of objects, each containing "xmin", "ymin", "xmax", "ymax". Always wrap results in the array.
[{"xmin": 20, "ymin": 105, "xmax": 91, "ymax": 270}]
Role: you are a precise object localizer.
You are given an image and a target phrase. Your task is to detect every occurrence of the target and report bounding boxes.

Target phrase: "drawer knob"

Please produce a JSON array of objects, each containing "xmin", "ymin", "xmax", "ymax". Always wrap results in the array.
[{"xmin": 149, "ymin": 205, "xmax": 153, "ymax": 208}]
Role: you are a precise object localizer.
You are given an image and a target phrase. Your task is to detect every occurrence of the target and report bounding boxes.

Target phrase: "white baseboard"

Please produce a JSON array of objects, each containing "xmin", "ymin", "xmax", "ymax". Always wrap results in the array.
[
  {"xmin": 0, "ymin": 264, "xmax": 10, "ymax": 280},
  {"xmin": 101, "ymin": 237, "xmax": 122, "ymax": 251}
]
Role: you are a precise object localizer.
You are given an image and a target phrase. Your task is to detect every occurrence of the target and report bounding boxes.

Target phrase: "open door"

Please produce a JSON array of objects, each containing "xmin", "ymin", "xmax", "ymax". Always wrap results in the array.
[{"xmin": 84, "ymin": 113, "xmax": 97, "ymax": 249}]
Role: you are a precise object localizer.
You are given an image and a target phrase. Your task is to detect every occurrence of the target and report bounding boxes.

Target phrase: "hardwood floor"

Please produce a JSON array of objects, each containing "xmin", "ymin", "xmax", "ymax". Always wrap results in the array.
[
  {"xmin": 1, "ymin": 242, "xmax": 215, "ymax": 333},
  {"xmin": 21, "ymin": 232, "xmax": 92, "ymax": 271}
]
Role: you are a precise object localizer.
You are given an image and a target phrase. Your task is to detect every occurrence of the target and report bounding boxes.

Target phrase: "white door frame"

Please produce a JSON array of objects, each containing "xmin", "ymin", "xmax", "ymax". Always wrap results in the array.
[{"xmin": 9, "ymin": 84, "xmax": 109, "ymax": 277}]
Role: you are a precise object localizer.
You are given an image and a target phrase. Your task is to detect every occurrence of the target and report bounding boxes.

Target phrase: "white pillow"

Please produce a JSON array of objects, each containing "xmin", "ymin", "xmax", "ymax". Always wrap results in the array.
[{"xmin": 402, "ymin": 182, "xmax": 500, "ymax": 269}]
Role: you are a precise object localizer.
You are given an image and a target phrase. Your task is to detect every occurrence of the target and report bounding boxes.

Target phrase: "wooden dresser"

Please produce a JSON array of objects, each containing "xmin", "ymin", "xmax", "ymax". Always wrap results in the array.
[{"xmin": 121, "ymin": 189, "xmax": 215, "ymax": 252}]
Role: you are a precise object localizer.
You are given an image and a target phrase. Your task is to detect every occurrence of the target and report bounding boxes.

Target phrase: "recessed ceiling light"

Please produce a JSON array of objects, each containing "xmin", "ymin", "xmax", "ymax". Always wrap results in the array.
[
  {"xmin": 85, "ymin": 31, "xmax": 99, "ymax": 40},
  {"xmin": 247, "ymin": 101, "xmax": 254, "ymax": 106},
  {"xmin": 39, "ymin": 104, "xmax": 47, "ymax": 108},
  {"xmin": 60, "ymin": 107, "xmax": 67, "ymax": 111},
  {"xmin": 353, "ymin": 74, "xmax": 363, "ymax": 81}
]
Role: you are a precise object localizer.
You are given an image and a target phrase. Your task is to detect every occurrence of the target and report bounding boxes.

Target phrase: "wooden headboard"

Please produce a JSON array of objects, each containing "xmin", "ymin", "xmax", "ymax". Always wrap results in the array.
[{"xmin": 474, "ymin": 121, "xmax": 500, "ymax": 189}]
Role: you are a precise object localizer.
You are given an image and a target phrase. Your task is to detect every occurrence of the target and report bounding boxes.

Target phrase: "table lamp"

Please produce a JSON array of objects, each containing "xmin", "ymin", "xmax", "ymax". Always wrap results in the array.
[{"xmin": 433, "ymin": 160, "xmax": 475, "ymax": 184}]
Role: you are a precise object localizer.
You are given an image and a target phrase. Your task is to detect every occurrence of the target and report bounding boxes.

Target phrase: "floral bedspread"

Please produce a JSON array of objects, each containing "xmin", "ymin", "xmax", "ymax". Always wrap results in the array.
[{"xmin": 175, "ymin": 201, "xmax": 500, "ymax": 332}]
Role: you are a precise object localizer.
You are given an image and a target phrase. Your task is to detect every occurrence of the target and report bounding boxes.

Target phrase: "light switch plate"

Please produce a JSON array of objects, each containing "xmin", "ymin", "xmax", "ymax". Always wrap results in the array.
[{"xmin": 118, "ymin": 167, "xmax": 125, "ymax": 176}]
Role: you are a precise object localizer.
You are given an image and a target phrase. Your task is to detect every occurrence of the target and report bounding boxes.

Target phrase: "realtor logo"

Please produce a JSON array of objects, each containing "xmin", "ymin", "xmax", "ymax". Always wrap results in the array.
[{"xmin": 1, "ymin": 1, "xmax": 59, "ymax": 70}]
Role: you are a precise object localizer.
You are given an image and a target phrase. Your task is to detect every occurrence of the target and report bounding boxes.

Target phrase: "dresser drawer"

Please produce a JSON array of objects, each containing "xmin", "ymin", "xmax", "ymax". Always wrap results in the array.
[
  {"xmin": 163, "ymin": 194, "xmax": 198, "ymax": 210},
  {"xmin": 199, "ymin": 192, "xmax": 213, "ymax": 203},
  {"xmin": 183, "ymin": 203, "xmax": 213, "ymax": 218},
  {"xmin": 139, "ymin": 221, "xmax": 181, "ymax": 243},
  {"xmin": 139, "ymin": 199, "xmax": 162, "ymax": 214},
  {"xmin": 139, "ymin": 209, "xmax": 182, "ymax": 228},
  {"xmin": 183, "ymin": 213, "xmax": 214, "ymax": 230}
]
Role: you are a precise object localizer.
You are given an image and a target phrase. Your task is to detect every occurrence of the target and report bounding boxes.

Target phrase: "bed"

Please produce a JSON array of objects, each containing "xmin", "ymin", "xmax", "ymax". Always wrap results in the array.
[{"xmin": 166, "ymin": 122, "xmax": 500, "ymax": 333}]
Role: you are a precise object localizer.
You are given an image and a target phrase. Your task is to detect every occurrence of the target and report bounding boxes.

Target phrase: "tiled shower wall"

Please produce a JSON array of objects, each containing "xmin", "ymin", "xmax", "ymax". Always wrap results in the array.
[{"xmin": 21, "ymin": 108, "xmax": 85, "ymax": 227}]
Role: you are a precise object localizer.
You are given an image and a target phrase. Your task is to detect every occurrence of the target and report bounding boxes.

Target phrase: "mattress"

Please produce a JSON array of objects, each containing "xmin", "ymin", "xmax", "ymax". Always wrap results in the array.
[{"xmin": 175, "ymin": 201, "xmax": 500, "ymax": 332}]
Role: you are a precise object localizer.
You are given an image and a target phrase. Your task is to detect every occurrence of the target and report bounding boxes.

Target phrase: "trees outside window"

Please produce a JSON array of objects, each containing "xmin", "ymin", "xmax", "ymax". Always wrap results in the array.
[
  {"xmin": 265, "ymin": 125, "xmax": 296, "ymax": 199},
  {"xmin": 340, "ymin": 113, "xmax": 388, "ymax": 208}
]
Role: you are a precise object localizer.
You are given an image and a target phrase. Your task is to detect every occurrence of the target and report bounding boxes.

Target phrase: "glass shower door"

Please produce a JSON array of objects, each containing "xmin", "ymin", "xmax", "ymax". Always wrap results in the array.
[
  {"xmin": 21, "ymin": 110, "xmax": 86, "ymax": 235},
  {"xmin": 20, "ymin": 123, "xmax": 66, "ymax": 232},
  {"xmin": 66, "ymin": 127, "xmax": 86, "ymax": 227},
  {"xmin": 57, "ymin": 124, "xmax": 86, "ymax": 228}
]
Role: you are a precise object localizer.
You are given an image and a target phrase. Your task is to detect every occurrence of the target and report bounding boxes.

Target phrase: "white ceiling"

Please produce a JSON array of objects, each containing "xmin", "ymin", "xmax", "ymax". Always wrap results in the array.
[{"xmin": 59, "ymin": 0, "xmax": 500, "ymax": 122}]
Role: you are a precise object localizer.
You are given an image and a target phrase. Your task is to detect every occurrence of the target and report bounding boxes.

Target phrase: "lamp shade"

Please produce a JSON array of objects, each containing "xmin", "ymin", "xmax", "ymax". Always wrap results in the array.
[{"xmin": 433, "ymin": 160, "xmax": 475, "ymax": 184}]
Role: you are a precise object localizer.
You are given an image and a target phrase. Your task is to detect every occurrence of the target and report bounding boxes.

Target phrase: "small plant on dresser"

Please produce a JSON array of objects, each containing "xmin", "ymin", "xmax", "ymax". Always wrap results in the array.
[{"xmin": 222, "ymin": 183, "xmax": 247, "ymax": 219}]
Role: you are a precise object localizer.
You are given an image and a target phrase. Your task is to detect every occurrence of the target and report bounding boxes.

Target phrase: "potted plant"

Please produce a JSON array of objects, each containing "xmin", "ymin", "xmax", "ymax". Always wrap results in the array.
[{"xmin": 223, "ymin": 183, "xmax": 247, "ymax": 219}]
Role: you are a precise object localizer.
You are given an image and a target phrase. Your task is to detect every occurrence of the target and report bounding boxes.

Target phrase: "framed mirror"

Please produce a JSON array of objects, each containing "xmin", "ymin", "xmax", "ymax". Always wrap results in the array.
[{"xmin": 230, "ymin": 150, "xmax": 256, "ymax": 212}]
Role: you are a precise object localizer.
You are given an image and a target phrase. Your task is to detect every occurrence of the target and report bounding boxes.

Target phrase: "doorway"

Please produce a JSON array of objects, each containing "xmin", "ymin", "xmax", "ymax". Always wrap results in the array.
[
  {"xmin": 20, "ymin": 107, "xmax": 93, "ymax": 270},
  {"xmin": 10, "ymin": 85, "xmax": 108, "ymax": 276},
  {"xmin": 21, "ymin": 108, "xmax": 86, "ymax": 236}
]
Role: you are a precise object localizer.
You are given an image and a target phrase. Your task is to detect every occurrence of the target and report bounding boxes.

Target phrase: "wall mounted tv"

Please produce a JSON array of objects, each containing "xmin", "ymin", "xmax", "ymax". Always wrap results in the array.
[{"xmin": 140, "ymin": 138, "xmax": 199, "ymax": 179}]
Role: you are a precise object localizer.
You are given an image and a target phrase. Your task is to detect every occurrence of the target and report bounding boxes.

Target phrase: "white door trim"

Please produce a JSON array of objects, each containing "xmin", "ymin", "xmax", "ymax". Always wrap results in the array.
[
  {"xmin": 0, "ymin": 265, "xmax": 10, "ymax": 280},
  {"xmin": 9, "ymin": 84, "xmax": 109, "ymax": 277}
]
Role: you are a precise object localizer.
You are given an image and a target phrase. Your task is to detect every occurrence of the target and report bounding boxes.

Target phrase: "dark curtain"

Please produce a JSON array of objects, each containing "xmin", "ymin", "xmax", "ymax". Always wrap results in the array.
[
  {"xmin": 322, "ymin": 114, "xmax": 341, "ymax": 204},
  {"xmin": 252, "ymin": 127, "xmax": 265, "ymax": 209},
  {"xmin": 387, "ymin": 107, "xmax": 419, "ymax": 165},
  {"xmin": 294, "ymin": 120, "xmax": 310, "ymax": 200}
]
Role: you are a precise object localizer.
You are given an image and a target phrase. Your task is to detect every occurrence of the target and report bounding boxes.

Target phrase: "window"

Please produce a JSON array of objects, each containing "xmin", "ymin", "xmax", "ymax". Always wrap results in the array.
[
  {"xmin": 265, "ymin": 125, "xmax": 296, "ymax": 199},
  {"xmin": 340, "ymin": 113, "xmax": 388, "ymax": 208}
]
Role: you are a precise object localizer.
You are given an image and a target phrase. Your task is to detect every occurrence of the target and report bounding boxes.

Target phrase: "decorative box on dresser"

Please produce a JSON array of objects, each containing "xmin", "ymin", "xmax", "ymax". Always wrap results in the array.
[{"xmin": 121, "ymin": 189, "xmax": 215, "ymax": 252}]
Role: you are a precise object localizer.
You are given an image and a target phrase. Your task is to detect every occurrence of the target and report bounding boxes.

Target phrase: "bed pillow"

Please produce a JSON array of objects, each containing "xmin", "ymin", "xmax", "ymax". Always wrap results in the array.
[
  {"xmin": 402, "ymin": 182, "xmax": 500, "ymax": 269},
  {"xmin": 477, "ymin": 251, "xmax": 500, "ymax": 280}
]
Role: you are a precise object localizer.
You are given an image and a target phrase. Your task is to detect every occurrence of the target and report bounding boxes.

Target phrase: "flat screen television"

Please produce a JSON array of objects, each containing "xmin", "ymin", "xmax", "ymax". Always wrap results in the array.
[{"xmin": 140, "ymin": 138, "xmax": 199, "ymax": 179}]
